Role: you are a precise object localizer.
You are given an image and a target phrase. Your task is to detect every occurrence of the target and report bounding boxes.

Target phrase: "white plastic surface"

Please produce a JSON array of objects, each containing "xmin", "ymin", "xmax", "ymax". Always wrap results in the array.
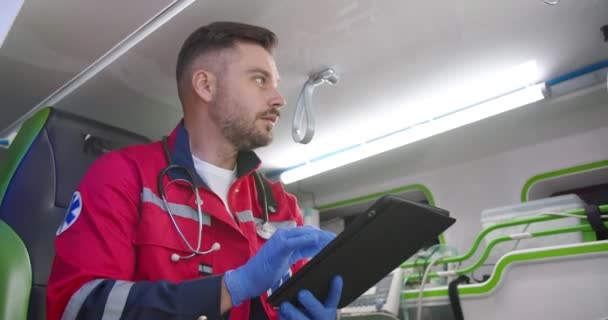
[
  {"xmin": 461, "ymin": 247, "xmax": 608, "ymax": 320},
  {"xmin": 404, "ymin": 242, "xmax": 608, "ymax": 320},
  {"xmin": 0, "ymin": 0, "xmax": 24, "ymax": 48},
  {"xmin": 302, "ymin": 207, "xmax": 320, "ymax": 227},
  {"xmin": 480, "ymin": 194, "xmax": 585, "ymax": 262},
  {"xmin": 341, "ymin": 268, "xmax": 403, "ymax": 319},
  {"xmin": 320, "ymin": 217, "xmax": 345, "ymax": 235}
]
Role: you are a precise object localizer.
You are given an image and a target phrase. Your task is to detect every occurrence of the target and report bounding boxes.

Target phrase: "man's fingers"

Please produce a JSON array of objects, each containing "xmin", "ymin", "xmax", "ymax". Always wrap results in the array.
[
  {"xmin": 297, "ymin": 290, "xmax": 325, "ymax": 319},
  {"xmin": 284, "ymin": 232, "xmax": 319, "ymax": 247},
  {"xmin": 274, "ymin": 225, "xmax": 318, "ymax": 239},
  {"xmin": 280, "ymin": 227, "xmax": 328, "ymax": 251},
  {"xmin": 279, "ymin": 301, "xmax": 309, "ymax": 320},
  {"xmin": 267, "ymin": 227, "xmax": 337, "ymax": 265},
  {"xmin": 324, "ymin": 275, "xmax": 343, "ymax": 308},
  {"xmin": 317, "ymin": 230, "xmax": 336, "ymax": 246}
]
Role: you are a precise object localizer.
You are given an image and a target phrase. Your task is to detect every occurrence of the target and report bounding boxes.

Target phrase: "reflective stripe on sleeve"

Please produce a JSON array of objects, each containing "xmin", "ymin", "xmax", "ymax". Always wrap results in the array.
[
  {"xmin": 62, "ymin": 279, "xmax": 104, "ymax": 320},
  {"xmin": 101, "ymin": 281, "xmax": 134, "ymax": 320}
]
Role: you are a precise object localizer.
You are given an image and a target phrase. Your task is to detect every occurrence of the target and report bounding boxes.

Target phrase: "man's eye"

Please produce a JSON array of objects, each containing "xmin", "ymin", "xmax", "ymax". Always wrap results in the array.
[{"xmin": 255, "ymin": 76, "xmax": 266, "ymax": 86}]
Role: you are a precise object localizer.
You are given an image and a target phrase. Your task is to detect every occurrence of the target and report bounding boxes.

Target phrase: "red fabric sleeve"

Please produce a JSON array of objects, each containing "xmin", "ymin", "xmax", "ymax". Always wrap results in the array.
[{"xmin": 47, "ymin": 151, "xmax": 141, "ymax": 320}]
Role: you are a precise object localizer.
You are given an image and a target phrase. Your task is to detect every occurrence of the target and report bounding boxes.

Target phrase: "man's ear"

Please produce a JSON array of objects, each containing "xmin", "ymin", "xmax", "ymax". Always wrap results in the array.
[{"xmin": 192, "ymin": 69, "xmax": 216, "ymax": 103}]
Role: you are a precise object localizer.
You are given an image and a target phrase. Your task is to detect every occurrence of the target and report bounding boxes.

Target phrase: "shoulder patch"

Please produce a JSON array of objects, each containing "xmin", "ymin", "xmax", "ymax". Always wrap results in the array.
[{"xmin": 56, "ymin": 192, "xmax": 83, "ymax": 236}]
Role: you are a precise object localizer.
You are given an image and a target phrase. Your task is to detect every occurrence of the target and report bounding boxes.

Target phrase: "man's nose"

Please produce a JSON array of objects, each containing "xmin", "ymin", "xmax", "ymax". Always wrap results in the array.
[{"xmin": 269, "ymin": 88, "xmax": 286, "ymax": 109}]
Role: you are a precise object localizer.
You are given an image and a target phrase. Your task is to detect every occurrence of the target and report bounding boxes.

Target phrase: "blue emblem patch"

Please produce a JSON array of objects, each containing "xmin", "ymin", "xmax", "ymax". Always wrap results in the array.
[{"xmin": 56, "ymin": 192, "xmax": 83, "ymax": 236}]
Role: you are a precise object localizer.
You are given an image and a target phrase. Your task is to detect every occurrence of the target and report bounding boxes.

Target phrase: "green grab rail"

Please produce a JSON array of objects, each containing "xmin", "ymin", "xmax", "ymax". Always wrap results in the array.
[
  {"xmin": 403, "ymin": 240, "xmax": 608, "ymax": 300},
  {"xmin": 317, "ymin": 183, "xmax": 435, "ymax": 211},
  {"xmin": 520, "ymin": 160, "xmax": 608, "ymax": 202},
  {"xmin": 406, "ymin": 221, "xmax": 605, "ymax": 282},
  {"xmin": 520, "ymin": 160, "xmax": 608, "ymax": 242},
  {"xmin": 401, "ymin": 204, "xmax": 608, "ymax": 269}
]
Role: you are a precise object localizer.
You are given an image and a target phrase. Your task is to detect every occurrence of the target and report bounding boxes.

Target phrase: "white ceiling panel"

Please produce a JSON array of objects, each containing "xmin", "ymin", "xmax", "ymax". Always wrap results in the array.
[
  {"xmin": 51, "ymin": 0, "xmax": 608, "ymax": 165},
  {"xmin": 13, "ymin": 0, "xmax": 604, "ymax": 189},
  {"xmin": 0, "ymin": 0, "xmax": 174, "ymax": 131}
]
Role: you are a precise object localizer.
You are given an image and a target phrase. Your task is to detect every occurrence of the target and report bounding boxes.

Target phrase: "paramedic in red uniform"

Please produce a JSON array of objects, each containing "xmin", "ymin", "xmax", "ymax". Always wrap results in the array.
[{"xmin": 47, "ymin": 21, "xmax": 343, "ymax": 320}]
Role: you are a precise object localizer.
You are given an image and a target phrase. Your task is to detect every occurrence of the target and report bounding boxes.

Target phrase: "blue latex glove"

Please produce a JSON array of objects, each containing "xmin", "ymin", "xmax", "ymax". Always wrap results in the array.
[
  {"xmin": 278, "ymin": 275, "xmax": 343, "ymax": 320},
  {"xmin": 224, "ymin": 226, "xmax": 335, "ymax": 306}
]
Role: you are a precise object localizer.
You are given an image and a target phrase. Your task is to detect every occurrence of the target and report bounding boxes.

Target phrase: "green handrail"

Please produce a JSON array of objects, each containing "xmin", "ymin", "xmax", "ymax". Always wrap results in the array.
[
  {"xmin": 406, "ymin": 220, "xmax": 607, "ymax": 282},
  {"xmin": 403, "ymin": 240, "xmax": 608, "ymax": 300},
  {"xmin": 521, "ymin": 160, "xmax": 608, "ymax": 202},
  {"xmin": 401, "ymin": 204, "xmax": 608, "ymax": 269}
]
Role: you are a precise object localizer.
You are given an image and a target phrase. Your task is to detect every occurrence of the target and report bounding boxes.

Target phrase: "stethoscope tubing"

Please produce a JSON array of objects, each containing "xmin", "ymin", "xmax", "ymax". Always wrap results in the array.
[
  {"xmin": 158, "ymin": 136, "xmax": 275, "ymax": 262},
  {"xmin": 158, "ymin": 163, "xmax": 212, "ymax": 260}
]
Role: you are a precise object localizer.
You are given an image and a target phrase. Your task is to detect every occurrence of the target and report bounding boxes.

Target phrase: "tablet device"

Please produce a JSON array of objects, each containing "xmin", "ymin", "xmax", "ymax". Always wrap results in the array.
[{"xmin": 267, "ymin": 195, "xmax": 455, "ymax": 308}]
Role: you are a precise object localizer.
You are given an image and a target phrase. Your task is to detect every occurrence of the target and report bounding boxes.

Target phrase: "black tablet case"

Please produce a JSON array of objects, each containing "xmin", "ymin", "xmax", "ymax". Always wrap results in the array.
[{"xmin": 267, "ymin": 195, "xmax": 456, "ymax": 308}]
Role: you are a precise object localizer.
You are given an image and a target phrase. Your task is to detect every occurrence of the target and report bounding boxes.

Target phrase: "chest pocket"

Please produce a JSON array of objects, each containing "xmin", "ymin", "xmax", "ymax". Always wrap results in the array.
[{"xmin": 134, "ymin": 188, "xmax": 217, "ymax": 281}]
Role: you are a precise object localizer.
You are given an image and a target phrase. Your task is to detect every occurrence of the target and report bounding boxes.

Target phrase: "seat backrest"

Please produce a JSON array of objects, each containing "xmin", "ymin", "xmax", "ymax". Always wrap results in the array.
[{"xmin": 0, "ymin": 107, "xmax": 149, "ymax": 320}]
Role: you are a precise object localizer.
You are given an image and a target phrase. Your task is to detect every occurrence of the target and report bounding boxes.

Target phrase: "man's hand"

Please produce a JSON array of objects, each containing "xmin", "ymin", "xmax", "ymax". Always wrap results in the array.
[
  {"xmin": 278, "ymin": 275, "xmax": 343, "ymax": 319},
  {"xmin": 223, "ymin": 226, "xmax": 335, "ymax": 307}
]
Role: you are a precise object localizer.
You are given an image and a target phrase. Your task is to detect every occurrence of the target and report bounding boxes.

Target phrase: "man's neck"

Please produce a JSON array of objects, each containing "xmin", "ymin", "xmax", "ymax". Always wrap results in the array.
[{"xmin": 184, "ymin": 116, "xmax": 238, "ymax": 170}]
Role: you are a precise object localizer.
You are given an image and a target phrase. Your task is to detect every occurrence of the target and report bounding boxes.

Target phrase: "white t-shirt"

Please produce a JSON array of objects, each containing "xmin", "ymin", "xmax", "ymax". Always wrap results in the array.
[{"xmin": 192, "ymin": 155, "xmax": 236, "ymax": 212}]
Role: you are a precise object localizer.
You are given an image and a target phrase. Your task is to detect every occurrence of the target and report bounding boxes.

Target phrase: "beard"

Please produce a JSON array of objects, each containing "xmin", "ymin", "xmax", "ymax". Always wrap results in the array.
[{"xmin": 210, "ymin": 87, "xmax": 275, "ymax": 151}]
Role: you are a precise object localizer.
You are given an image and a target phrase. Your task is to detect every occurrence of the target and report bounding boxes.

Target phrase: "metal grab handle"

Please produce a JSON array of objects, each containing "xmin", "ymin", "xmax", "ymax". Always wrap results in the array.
[
  {"xmin": 292, "ymin": 84, "xmax": 316, "ymax": 144},
  {"xmin": 292, "ymin": 68, "xmax": 339, "ymax": 144}
]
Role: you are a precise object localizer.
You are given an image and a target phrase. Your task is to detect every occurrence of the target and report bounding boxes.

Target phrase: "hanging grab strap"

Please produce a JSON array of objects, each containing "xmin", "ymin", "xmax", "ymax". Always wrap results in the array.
[
  {"xmin": 448, "ymin": 275, "xmax": 470, "ymax": 320},
  {"xmin": 584, "ymin": 204, "xmax": 608, "ymax": 240}
]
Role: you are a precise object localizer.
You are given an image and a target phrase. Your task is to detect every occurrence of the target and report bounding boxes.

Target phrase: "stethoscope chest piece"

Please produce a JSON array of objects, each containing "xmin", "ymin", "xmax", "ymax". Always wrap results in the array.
[{"xmin": 256, "ymin": 222, "xmax": 276, "ymax": 239}]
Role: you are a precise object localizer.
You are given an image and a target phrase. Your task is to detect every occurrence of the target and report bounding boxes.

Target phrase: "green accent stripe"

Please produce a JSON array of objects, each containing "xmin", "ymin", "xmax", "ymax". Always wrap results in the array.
[
  {"xmin": 0, "ymin": 108, "xmax": 51, "ymax": 204},
  {"xmin": 520, "ymin": 159, "xmax": 608, "ymax": 243},
  {"xmin": 520, "ymin": 160, "xmax": 608, "ymax": 202},
  {"xmin": 401, "ymin": 204, "xmax": 608, "ymax": 269},
  {"xmin": 316, "ymin": 184, "xmax": 443, "ymax": 243},
  {"xmin": 404, "ymin": 240, "xmax": 608, "ymax": 299},
  {"xmin": 406, "ymin": 221, "xmax": 604, "ymax": 282},
  {"xmin": 317, "ymin": 183, "xmax": 435, "ymax": 210},
  {"xmin": 582, "ymin": 230, "xmax": 596, "ymax": 242}
]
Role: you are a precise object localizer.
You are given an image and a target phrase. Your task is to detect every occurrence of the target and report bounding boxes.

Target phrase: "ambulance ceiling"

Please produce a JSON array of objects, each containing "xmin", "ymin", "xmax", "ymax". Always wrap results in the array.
[{"xmin": 1, "ymin": 0, "xmax": 607, "ymax": 195}]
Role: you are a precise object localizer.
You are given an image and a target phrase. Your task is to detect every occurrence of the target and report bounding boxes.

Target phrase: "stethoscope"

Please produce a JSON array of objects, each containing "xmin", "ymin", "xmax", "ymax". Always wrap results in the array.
[
  {"xmin": 158, "ymin": 136, "xmax": 276, "ymax": 263},
  {"xmin": 252, "ymin": 172, "xmax": 277, "ymax": 239}
]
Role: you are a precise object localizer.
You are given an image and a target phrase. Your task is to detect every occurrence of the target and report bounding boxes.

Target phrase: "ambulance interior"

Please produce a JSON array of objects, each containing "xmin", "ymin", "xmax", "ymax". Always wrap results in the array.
[{"xmin": 1, "ymin": 1, "xmax": 608, "ymax": 319}]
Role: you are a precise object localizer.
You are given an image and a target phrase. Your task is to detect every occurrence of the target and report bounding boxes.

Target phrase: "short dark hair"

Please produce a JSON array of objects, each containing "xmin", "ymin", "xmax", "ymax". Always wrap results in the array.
[{"xmin": 176, "ymin": 21, "xmax": 277, "ymax": 86}]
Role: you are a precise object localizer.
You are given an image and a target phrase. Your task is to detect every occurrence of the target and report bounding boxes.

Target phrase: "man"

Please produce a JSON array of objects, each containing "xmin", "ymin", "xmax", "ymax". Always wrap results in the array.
[{"xmin": 47, "ymin": 22, "xmax": 342, "ymax": 320}]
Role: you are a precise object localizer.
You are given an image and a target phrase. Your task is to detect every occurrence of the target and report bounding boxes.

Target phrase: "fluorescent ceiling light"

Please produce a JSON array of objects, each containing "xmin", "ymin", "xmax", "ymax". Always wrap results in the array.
[
  {"xmin": 273, "ymin": 60, "xmax": 542, "ymax": 172},
  {"xmin": 0, "ymin": 0, "xmax": 24, "ymax": 48},
  {"xmin": 280, "ymin": 80, "xmax": 546, "ymax": 184}
]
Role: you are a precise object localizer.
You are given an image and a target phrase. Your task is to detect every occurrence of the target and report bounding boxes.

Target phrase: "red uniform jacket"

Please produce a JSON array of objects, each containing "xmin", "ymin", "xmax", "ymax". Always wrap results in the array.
[{"xmin": 47, "ymin": 122, "xmax": 304, "ymax": 320}]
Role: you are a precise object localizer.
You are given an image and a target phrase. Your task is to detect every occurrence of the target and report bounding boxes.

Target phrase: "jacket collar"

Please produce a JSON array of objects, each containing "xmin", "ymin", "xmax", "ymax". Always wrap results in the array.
[{"xmin": 164, "ymin": 121, "xmax": 261, "ymax": 186}]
